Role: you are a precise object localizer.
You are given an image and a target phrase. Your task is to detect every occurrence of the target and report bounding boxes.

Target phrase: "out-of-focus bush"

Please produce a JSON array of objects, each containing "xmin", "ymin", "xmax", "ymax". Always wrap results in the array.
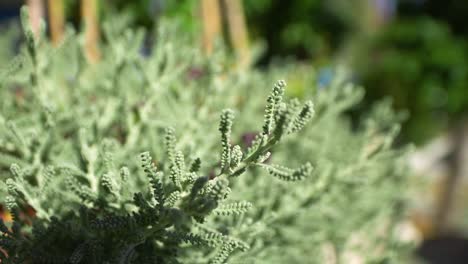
[
  {"xmin": 354, "ymin": 17, "xmax": 468, "ymax": 144},
  {"xmin": 244, "ymin": 0, "xmax": 349, "ymax": 63}
]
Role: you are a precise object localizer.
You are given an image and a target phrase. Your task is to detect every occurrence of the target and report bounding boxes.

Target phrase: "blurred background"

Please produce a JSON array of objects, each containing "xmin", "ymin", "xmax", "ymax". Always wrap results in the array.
[{"xmin": 1, "ymin": 0, "xmax": 468, "ymax": 263}]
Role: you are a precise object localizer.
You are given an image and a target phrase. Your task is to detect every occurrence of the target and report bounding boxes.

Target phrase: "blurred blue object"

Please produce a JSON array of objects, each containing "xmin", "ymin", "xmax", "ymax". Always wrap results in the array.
[
  {"xmin": 317, "ymin": 67, "xmax": 335, "ymax": 88},
  {"xmin": 150, "ymin": 0, "xmax": 165, "ymax": 16},
  {"xmin": 0, "ymin": 9, "xmax": 18, "ymax": 22},
  {"xmin": 0, "ymin": 1, "xmax": 20, "ymax": 23}
]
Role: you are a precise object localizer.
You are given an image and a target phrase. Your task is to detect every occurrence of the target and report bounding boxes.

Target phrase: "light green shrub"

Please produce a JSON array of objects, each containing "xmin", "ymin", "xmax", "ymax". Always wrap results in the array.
[{"xmin": 0, "ymin": 7, "xmax": 412, "ymax": 264}]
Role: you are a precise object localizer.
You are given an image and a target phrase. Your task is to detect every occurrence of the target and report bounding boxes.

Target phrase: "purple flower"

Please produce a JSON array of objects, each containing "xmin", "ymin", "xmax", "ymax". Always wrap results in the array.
[
  {"xmin": 187, "ymin": 67, "xmax": 205, "ymax": 80},
  {"xmin": 241, "ymin": 132, "xmax": 258, "ymax": 148}
]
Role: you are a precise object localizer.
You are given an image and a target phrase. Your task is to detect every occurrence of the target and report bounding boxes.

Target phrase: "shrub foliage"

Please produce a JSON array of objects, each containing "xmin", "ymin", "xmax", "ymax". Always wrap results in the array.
[{"xmin": 0, "ymin": 7, "xmax": 411, "ymax": 264}]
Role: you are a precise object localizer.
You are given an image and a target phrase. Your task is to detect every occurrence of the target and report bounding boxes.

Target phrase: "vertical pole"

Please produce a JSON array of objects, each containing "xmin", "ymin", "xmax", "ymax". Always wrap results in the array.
[
  {"xmin": 201, "ymin": 0, "xmax": 222, "ymax": 55},
  {"xmin": 81, "ymin": 0, "xmax": 101, "ymax": 63},
  {"xmin": 434, "ymin": 123, "xmax": 468, "ymax": 233},
  {"xmin": 222, "ymin": 0, "xmax": 250, "ymax": 68},
  {"xmin": 47, "ymin": 0, "xmax": 65, "ymax": 46},
  {"xmin": 26, "ymin": 0, "xmax": 45, "ymax": 38}
]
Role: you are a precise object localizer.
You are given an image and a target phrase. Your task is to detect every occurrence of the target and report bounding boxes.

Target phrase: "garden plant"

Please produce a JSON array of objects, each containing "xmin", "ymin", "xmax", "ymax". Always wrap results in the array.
[{"xmin": 0, "ymin": 7, "xmax": 412, "ymax": 264}]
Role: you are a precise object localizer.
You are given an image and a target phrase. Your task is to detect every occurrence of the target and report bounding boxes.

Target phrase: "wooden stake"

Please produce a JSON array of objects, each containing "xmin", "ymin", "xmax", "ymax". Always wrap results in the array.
[
  {"xmin": 47, "ymin": 0, "xmax": 65, "ymax": 46},
  {"xmin": 201, "ymin": 0, "xmax": 222, "ymax": 55},
  {"xmin": 26, "ymin": 0, "xmax": 45, "ymax": 38},
  {"xmin": 81, "ymin": 0, "xmax": 101, "ymax": 63},
  {"xmin": 222, "ymin": 0, "xmax": 250, "ymax": 68},
  {"xmin": 434, "ymin": 123, "xmax": 468, "ymax": 233}
]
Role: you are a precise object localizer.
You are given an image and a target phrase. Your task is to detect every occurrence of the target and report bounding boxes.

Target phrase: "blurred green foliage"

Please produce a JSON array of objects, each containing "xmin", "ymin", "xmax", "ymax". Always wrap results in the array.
[
  {"xmin": 356, "ymin": 17, "xmax": 468, "ymax": 144},
  {"xmin": 99, "ymin": 0, "xmax": 197, "ymax": 31},
  {"xmin": 0, "ymin": 21, "xmax": 19, "ymax": 66},
  {"xmin": 244, "ymin": 0, "xmax": 349, "ymax": 64},
  {"xmin": 2, "ymin": 0, "xmax": 468, "ymax": 145},
  {"xmin": 94, "ymin": 1, "xmax": 349, "ymax": 64},
  {"xmin": 58, "ymin": 0, "xmax": 197, "ymax": 33},
  {"xmin": 244, "ymin": 0, "xmax": 468, "ymax": 144}
]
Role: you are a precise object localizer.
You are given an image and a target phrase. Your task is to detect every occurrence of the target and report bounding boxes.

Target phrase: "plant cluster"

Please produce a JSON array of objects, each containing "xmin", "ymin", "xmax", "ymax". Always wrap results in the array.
[{"xmin": 0, "ymin": 7, "xmax": 412, "ymax": 264}]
